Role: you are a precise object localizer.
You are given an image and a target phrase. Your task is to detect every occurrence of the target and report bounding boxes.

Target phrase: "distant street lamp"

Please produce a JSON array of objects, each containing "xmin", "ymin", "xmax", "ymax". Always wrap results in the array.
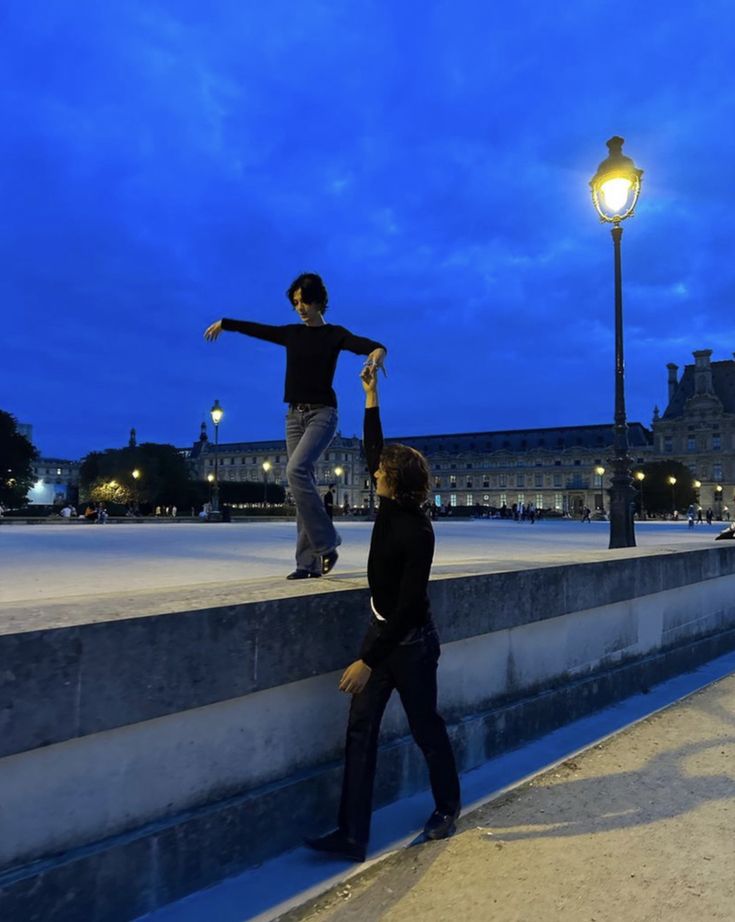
[
  {"xmin": 210, "ymin": 399, "xmax": 224, "ymax": 514},
  {"xmin": 634, "ymin": 471, "xmax": 646, "ymax": 519},
  {"xmin": 668, "ymin": 475, "xmax": 677, "ymax": 514},
  {"xmin": 262, "ymin": 460, "xmax": 271, "ymax": 504},
  {"xmin": 132, "ymin": 469, "xmax": 141, "ymax": 480},
  {"xmin": 590, "ymin": 136, "xmax": 643, "ymax": 549},
  {"xmin": 715, "ymin": 484, "xmax": 723, "ymax": 512},
  {"xmin": 207, "ymin": 472, "xmax": 215, "ymax": 506}
]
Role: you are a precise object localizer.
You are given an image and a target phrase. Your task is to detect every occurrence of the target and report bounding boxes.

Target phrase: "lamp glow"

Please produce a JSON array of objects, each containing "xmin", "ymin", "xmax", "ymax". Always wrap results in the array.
[
  {"xmin": 262, "ymin": 461, "xmax": 271, "ymax": 472},
  {"xmin": 600, "ymin": 178, "xmax": 632, "ymax": 212}
]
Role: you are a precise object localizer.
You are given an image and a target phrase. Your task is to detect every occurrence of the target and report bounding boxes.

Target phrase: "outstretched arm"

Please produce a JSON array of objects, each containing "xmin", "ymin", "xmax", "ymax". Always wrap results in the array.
[
  {"xmin": 361, "ymin": 365, "xmax": 383, "ymax": 478},
  {"xmin": 203, "ymin": 318, "xmax": 289, "ymax": 346}
]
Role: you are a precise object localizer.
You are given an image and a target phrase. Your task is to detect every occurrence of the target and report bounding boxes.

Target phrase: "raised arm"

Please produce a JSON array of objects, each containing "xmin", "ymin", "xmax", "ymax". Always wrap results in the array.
[
  {"xmin": 361, "ymin": 365, "xmax": 383, "ymax": 478},
  {"xmin": 203, "ymin": 318, "xmax": 289, "ymax": 346}
]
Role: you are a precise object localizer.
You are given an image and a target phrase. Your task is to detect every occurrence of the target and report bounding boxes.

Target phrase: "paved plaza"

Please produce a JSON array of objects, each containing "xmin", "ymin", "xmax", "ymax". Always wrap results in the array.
[{"xmin": 0, "ymin": 518, "xmax": 721, "ymax": 608}]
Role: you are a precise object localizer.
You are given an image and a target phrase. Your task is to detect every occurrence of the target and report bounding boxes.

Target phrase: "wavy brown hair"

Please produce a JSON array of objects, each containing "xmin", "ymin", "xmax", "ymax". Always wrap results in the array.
[
  {"xmin": 286, "ymin": 272, "xmax": 329, "ymax": 312},
  {"xmin": 380, "ymin": 443, "xmax": 430, "ymax": 507}
]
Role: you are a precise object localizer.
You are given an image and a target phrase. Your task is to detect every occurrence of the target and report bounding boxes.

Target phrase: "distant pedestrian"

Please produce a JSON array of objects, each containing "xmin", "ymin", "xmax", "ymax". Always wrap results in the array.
[
  {"xmin": 706, "ymin": 508, "xmax": 713, "ymax": 525},
  {"xmin": 687, "ymin": 504, "xmax": 695, "ymax": 528},
  {"xmin": 581, "ymin": 506, "xmax": 591, "ymax": 524},
  {"xmin": 324, "ymin": 485, "xmax": 335, "ymax": 521},
  {"xmin": 697, "ymin": 507, "xmax": 703, "ymax": 524},
  {"xmin": 171, "ymin": 505, "xmax": 177, "ymax": 518}
]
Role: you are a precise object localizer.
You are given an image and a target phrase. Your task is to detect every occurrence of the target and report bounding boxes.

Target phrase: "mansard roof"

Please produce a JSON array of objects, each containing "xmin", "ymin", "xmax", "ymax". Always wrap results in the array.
[
  {"xmin": 386, "ymin": 423, "xmax": 652, "ymax": 455},
  {"xmin": 181, "ymin": 423, "xmax": 652, "ymax": 458},
  {"xmin": 663, "ymin": 360, "xmax": 735, "ymax": 419}
]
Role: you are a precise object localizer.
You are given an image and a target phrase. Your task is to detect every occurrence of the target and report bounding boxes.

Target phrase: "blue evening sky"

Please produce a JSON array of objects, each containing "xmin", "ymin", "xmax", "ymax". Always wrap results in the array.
[{"xmin": 3, "ymin": 1, "xmax": 735, "ymax": 459}]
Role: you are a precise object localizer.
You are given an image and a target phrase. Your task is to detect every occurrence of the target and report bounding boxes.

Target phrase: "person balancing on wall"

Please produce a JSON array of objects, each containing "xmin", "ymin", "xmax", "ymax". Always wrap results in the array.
[
  {"xmin": 204, "ymin": 272, "xmax": 386, "ymax": 579},
  {"xmin": 305, "ymin": 362, "xmax": 461, "ymax": 862}
]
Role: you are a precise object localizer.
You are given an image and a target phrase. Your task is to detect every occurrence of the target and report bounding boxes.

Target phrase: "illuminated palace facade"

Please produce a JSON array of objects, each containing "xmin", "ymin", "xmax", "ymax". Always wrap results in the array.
[
  {"xmin": 183, "ymin": 420, "xmax": 654, "ymax": 516},
  {"xmin": 182, "ymin": 351, "xmax": 735, "ymax": 516}
]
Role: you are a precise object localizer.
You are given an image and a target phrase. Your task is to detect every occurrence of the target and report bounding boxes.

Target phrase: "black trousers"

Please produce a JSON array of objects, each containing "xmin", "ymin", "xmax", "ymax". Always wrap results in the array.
[{"xmin": 338, "ymin": 618, "xmax": 460, "ymax": 845}]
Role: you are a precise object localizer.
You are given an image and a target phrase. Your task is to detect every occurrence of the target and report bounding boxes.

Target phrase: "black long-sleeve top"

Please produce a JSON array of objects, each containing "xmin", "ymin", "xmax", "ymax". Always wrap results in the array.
[
  {"xmin": 359, "ymin": 406, "xmax": 435, "ymax": 669},
  {"xmin": 220, "ymin": 319, "xmax": 386, "ymax": 407}
]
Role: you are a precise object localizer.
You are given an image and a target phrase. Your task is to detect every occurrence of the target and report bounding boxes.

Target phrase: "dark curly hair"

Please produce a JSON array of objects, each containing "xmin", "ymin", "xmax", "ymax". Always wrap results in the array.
[
  {"xmin": 286, "ymin": 272, "xmax": 329, "ymax": 313},
  {"xmin": 380, "ymin": 443, "xmax": 430, "ymax": 507}
]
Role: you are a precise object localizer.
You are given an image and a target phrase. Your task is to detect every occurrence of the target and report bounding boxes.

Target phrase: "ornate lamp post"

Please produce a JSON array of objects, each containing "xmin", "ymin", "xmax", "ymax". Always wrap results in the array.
[
  {"xmin": 634, "ymin": 471, "xmax": 646, "ymax": 520},
  {"xmin": 668, "ymin": 475, "xmax": 677, "ymax": 515},
  {"xmin": 262, "ymin": 460, "xmax": 271, "ymax": 504},
  {"xmin": 207, "ymin": 472, "xmax": 215, "ymax": 507},
  {"xmin": 594, "ymin": 465, "xmax": 606, "ymax": 513},
  {"xmin": 590, "ymin": 136, "xmax": 644, "ymax": 548},
  {"xmin": 334, "ymin": 465, "xmax": 344, "ymax": 506},
  {"xmin": 210, "ymin": 399, "xmax": 224, "ymax": 514},
  {"xmin": 715, "ymin": 483, "xmax": 723, "ymax": 516}
]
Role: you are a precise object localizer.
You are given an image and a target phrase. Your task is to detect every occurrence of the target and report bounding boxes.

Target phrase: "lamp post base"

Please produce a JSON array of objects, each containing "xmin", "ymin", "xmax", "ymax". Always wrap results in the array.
[{"xmin": 608, "ymin": 459, "xmax": 637, "ymax": 548}]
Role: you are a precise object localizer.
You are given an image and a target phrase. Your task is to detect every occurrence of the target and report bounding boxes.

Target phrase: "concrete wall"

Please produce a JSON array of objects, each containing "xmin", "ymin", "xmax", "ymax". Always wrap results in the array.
[{"xmin": 2, "ymin": 546, "xmax": 735, "ymax": 921}]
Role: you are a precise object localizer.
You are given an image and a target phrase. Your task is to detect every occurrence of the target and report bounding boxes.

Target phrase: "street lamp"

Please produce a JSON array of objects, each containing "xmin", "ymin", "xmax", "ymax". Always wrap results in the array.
[
  {"xmin": 594, "ymin": 466, "xmax": 606, "ymax": 512},
  {"xmin": 210, "ymin": 399, "xmax": 223, "ymax": 514},
  {"xmin": 634, "ymin": 471, "xmax": 646, "ymax": 519},
  {"xmin": 590, "ymin": 136, "xmax": 644, "ymax": 549},
  {"xmin": 132, "ymin": 469, "xmax": 141, "ymax": 480},
  {"xmin": 262, "ymin": 460, "xmax": 271, "ymax": 504},
  {"xmin": 667, "ymin": 475, "xmax": 677, "ymax": 515},
  {"xmin": 207, "ymin": 472, "xmax": 215, "ymax": 506},
  {"xmin": 715, "ymin": 484, "xmax": 723, "ymax": 513}
]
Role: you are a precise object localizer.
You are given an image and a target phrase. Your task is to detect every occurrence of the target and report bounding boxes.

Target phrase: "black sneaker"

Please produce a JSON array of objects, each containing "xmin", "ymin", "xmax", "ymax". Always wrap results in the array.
[
  {"xmin": 423, "ymin": 807, "xmax": 460, "ymax": 840},
  {"xmin": 321, "ymin": 549, "xmax": 339, "ymax": 575},
  {"xmin": 304, "ymin": 830, "xmax": 366, "ymax": 863},
  {"xmin": 286, "ymin": 569, "xmax": 321, "ymax": 580}
]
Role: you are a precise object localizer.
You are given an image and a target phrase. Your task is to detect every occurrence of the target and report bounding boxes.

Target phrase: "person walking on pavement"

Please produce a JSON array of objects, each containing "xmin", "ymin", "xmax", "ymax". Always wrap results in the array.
[
  {"xmin": 204, "ymin": 273, "xmax": 386, "ymax": 579},
  {"xmin": 305, "ymin": 364, "xmax": 460, "ymax": 863},
  {"xmin": 324, "ymin": 484, "xmax": 335, "ymax": 521}
]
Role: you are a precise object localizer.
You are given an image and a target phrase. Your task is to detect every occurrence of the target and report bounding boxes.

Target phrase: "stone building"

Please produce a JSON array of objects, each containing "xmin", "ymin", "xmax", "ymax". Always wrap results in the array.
[
  {"xmin": 182, "ymin": 420, "xmax": 653, "ymax": 516},
  {"xmin": 27, "ymin": 459, "xmax": 80, "ymax": 505},
  {"xmin": 652, "ymin": 350, "xmax": 735, "ymax": 515},
  {"xmin": 365, "ymin": 423, "xmax": 653, "ymax": 515},
  {"xmin": 181, "ymin": 422, "xmax": 363, "ymax": 509}
]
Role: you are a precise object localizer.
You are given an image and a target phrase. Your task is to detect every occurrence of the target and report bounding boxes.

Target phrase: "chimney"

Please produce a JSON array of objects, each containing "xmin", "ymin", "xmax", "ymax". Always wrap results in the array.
[
  {"xmin": 667, "ymin": 363, "xmax": 679, "ymax": 403},
  {"xmin": 692, "ymin": 349, "xmax": 714, "ymax": 395}
]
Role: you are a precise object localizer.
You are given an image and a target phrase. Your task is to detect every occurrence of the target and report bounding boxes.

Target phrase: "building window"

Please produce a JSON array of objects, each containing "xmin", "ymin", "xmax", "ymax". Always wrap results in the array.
[
  {"xmin": 483, "ymin": 477, "xmax": 489, "ymax": 488},
  {"xmin": 450, "ymin": 494, "xmax": 457, "ymax": 507},
  {"xmin": 553, "ymin": 473, "xmax": 562, "ymax": 487},
  {"xmin": 664, "ymin": 436, "xmax": 673, "ymax": 453},
  {"xmin": 517, "ymin": 493, "xmax": 525, "ymax": 505},
  {"xmin": 713, "ymin": 435, "xmax": 721, "ymax": 451},
  {"xmin": 500, "ymin": 492, "xmax": 507, "ymax": 507},
  {"xmin": 713, "ymin": 464, "xmax": 723, "ymax": 481},
  {"xmin": 534, "ymin": 473, "xmax": 543, "ymax": 488},
  {"xmin": 499, "ymin": 474, "xmax": 507, "ymax": 487},
  {"xmin": 516, "ymin": 474, "xmax": 524, "ymax": 488},
  {"xmin": 535, "ymin": 493, "xmax": 543, "ymax": 509},
  {"xmin": 466, "ymin": 493, "xmax": 473, "ymax": 506},
  {"xmin": 435, "ymin": 477, "xmax": 441, "ymax": 488},
  {"xmin": 466, "ymin": 478, "xmax": 473, "ymax": 488},
  {"xmin": 554, "ymin": 493, "xmax": 563, "ymax": 511},
  {"xmin": 687, "ymin": 437, "xmax": 696, "ymax": 452},
  {"xmin": 450, "ymin": 475, "xmax": 457, "ymax": 488}
]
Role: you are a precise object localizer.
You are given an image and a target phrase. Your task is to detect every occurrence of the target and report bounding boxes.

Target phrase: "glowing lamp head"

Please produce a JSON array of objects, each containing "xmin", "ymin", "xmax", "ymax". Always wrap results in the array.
[
  {"xmin": 634, "ymin": 471, "xmax": 645, "ymax": 482},
  {"xmin": 335, "ymin": 466, "xmax": 344, "ymax": 477},
  {"xmin": 693, "ymin": 480, "xmax": 701, "ymax": 489},
  {"xmin": 667, "ymin": 476, "xmax": 677, "ymax": 486},
  {"xmin": 207, "ymin": 473, "xmax": 215, "ymax": 483},
  {"xmin": 132, "ymin": 469, "xmax": 141, "ymax": 480},
  {"xmin": 716, "ymin": 485, "xmax": 723, "ymax": 493},
  {"xmin": 262, "ymin": 461, "xmax": 271, "ymax": 472},
  {"xmin": 210, "ymin": 399, "xmax": 224, "ymax": 426},
  {"xmin": 594, "ymin": 466, "xmax": 606, "ymax": 477},
  {"xmin": 590, "ymin": 136, "xmax": 643, "ymax": 223}
]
